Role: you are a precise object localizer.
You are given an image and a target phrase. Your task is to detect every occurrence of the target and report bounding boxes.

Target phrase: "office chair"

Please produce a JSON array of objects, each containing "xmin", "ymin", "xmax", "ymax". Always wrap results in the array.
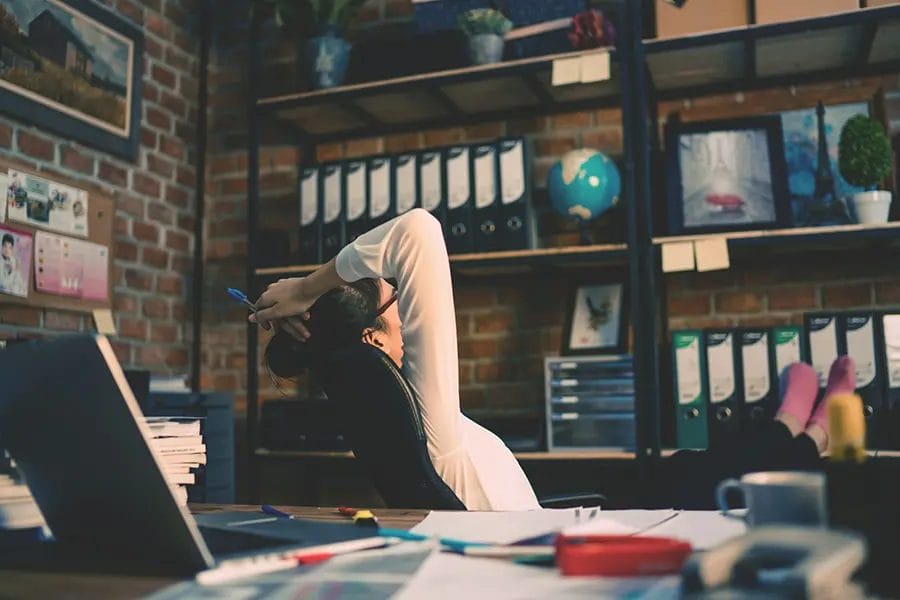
[{"xmin": 317, "ymin": 342, "xmax": 604, "ymax": 510}]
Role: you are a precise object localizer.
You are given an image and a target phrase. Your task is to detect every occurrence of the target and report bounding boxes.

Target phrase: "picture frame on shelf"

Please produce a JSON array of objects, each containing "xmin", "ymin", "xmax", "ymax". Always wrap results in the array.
[
  {"xmin": 0, "ymin": 0, "xmax": 143, "ymax": 161},
  {"xmin": 664, "ymin": 115, "xmax": 791, "ymax": 236},
  {"xmin": 562, "ymin": 278, "xmax": 627, "ymax": 355}
]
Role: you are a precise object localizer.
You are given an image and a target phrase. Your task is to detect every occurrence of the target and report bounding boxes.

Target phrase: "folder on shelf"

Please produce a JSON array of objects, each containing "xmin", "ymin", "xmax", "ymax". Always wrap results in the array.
[
  {"xmin": 841, "ymin": 312, "xmax": 885, "ymax": 442},
  {"xmin": 497, "ymin": 137, "xmax": 536, "ymax": 251},
  {"xmin": 298, "ymin": 166, "xmax": 321, "ymax": 265},
  {"xmin": 320, "ymin": 162, "xmax": 345, "ymax": 262},
  {"xmin": 772, "ymin": 325, "xmax": 805, "ymax": 385},
  {"xmin": 367, "ymin": 156, "xmax": 393, "ymax": 230},
  {"xmin": 472, "ymin": 142, "xmax": 502, "ymax": 252},
  {"xmin": 393, "ymin": 153, "xmax": 418, "ymax": 217},
  {"xmin": 880, "ymin": 311, "xmax": 900, "ymax": 450},
  {"xmin": 443, "ymin": 144, "xmax": 474, "ymax": 255},
  {"xmin": 344, "ymin": 159, "xmax": 368, "ymax": 243},
  {"xmin": 704, "ymin": 330, "xmax": 740, "ymax": 446},
  {"xmin": 672, "ymin": 330, "xmax": 709, "ymax": 449},
  {"xmin": 804, "ymin": 313, "xmax": 841, "ymax": 398},
  {"xmin": 418, "ymin": 148, "xmax": 446, "ymax": 225},
  {"xmin": 737, "ymin": 329, "xmax": 778, "ymax": 430}
]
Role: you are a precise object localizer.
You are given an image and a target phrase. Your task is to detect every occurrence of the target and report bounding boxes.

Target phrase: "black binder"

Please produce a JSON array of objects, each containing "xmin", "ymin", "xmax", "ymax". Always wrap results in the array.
[
  {"xmin": 471, "ymin": 142, "xmax": 502, "ymax": 252},
  {"xmin": 320, "ymin": 162, "xmax": 344, "ymax": 261},
  {"xmin": 298, "ymin": 166, "xmax": 321, "ymax": 265},
  {"xmin": 804, "ymin": 313, "xmax": 841, "ymax": 398},
  {"xmin": 343, "ymin": 159, "xmax": 368, "ymax": 242},
  {"xmin": 417, "ymin": 148, "xmax": 446, "ymax": 225},
  {"xmin": 736, "ymin": 329, "xmax": 778, "ymax": 430},
  {"xmin": 497, "ymin": 137, "xmax": 535, "ymax": 251},
  {"xmin": 443, "ymin": 144, "xmax": 474, "ymax": 255},
  {"xmin": 392, "ymin": 153, "xmax": 418, "ymax": 217},
  {"xmin": 841, "ymin": 312, "xmax": 885, "ymax": 443},
  {"xmin": 704, "ymin": 329, "xmax": 741, "ymax": 445},
  {"xmin": 367, "ymin": 155, "xmax": 393, "ymax": 230}
]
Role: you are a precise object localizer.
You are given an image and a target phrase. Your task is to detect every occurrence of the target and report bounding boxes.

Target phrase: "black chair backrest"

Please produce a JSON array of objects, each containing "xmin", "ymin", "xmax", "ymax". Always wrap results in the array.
[{"xmin": 315, "ymin": 342, "xmax": 466, "ymax": 510}]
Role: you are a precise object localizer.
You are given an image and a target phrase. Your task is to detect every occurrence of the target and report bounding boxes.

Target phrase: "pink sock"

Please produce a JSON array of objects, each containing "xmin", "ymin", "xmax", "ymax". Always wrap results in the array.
[
  {"xmin": 808, "ymin": 356, "xmax": 856, "ymax": 432},
  {"xmin": 776, "ymin": 362, "xmax": 819, "ymax": 436}
]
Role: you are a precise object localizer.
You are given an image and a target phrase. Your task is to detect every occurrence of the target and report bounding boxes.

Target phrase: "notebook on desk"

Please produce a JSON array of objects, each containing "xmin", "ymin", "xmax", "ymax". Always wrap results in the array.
[{"xmin": 0, "ymin": 334, "xmax": 381, "ymax": 575}]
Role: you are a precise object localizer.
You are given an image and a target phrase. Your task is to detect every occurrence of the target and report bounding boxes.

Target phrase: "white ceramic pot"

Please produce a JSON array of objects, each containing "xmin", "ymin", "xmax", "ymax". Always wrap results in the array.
[{"xmin": 851, "ymin": 190, "xmax": 892, "ymax": 225}]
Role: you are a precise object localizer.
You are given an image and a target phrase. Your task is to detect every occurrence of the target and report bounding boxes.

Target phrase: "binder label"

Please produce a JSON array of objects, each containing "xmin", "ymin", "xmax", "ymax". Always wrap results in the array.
[
  {"xmin": 774, "ymin": 327, "xmax": 802, "ymax": 377},
  {"xmin": 884, "ymin": 314, "xmax": 900, "ymax": 389},
  {"xmin": 474, "ymin": 146, "xmax": 496, "ymax": 209},
  {"xmin": 845, "ymin": 316, "xmax": 876, "ymax": 388},
  {"xmin": 323, "ymin": 166, "xmax": 341, "ymax": 224},
  {"xmin": 707, "ymin": 333, "xmax": 735, "ymax": 404},
  {"xmin": 419, "ymin": 152, "xmax": 441, "ymax": 212},
  {"xmin": 674, "ymin": 333, "xmax": 701, "ymax": 405},
  {"xmin": 742, "ymin": 333, "xmax": 770, "ymax": 404},
  {"xmin": 500, "ymin": 140, "xmax": 525, "ymax": 205},
  {"xmin": 346, "ymin": 162, "xmax": 366, "ymax": 221},
  {"xmin": 300, "ymin": 168, "xmax": 318, "ymax": 226},
  {"xmin": 446, "ymin": 147, "xmax": 470, "ymax": 210},
  {"xmin": 395, "ymin": 155, "xmax": 416, "ymax": 215},
  {"xmin": 369, "ymin": 160, "xmax": 390, "ymax": 219},
  {"xmin": 808, "ymin": 317, "xmax": 838, "ymax": 388}
]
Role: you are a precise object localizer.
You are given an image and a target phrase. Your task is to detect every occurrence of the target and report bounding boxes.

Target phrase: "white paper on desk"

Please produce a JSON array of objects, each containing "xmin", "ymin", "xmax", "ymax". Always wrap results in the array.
[
  {"xmin": 411, "ymin": 508, "xmax": 584, "ymax": 545},
  {"xmin": 640, "ymin": 510, "xmax": 746, "ymax": 550},
  {"xmin": 395, "ymin": 549, "xmax": 680, "ymax": 600},
  {"xmin": 562, "ymin": 509, "xmax": 678, "ymax": 537}
]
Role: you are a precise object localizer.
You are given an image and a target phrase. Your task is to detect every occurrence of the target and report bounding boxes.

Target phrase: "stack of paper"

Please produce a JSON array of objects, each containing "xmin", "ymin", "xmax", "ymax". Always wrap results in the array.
[
  {"xmin": 0, "ymin": 458, "xmax": 44, "ymax": 531},
  {"xmin": 146, "ymin": 417, "xmax": 204, "ymax": 506}
]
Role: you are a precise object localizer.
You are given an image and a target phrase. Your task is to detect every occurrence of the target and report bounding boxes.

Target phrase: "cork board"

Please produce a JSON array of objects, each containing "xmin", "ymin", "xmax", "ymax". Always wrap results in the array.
[{"xmin": 0, "ymin": 156, "xmax": 114, "ymax": 314}]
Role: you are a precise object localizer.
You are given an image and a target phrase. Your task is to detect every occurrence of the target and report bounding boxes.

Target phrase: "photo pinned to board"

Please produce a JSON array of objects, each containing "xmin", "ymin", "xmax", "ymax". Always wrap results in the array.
[
  {"xmin": 562, "ymin": 279, "xmax": 628, "ymax": 355},
  {"xmin": 0, "ymin": 224, "xmax": 32, "ymax": 298},
  {"xmin": 6, "ymin": 169, "xmax": 89, "ymax": 237}
]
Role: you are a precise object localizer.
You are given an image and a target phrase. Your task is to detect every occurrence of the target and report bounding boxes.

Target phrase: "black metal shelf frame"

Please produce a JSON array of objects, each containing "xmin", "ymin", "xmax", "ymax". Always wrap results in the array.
[{"xmin": 244, "ymin": 2, "xmax": 900, "ymax": 503}]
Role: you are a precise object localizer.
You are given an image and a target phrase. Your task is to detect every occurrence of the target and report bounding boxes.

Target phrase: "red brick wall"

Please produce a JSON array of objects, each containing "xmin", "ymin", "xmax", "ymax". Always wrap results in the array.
[
  {"xmin": 204, "ymin": 2, "xmax": 900, "ymax": 427},
  {"xmin": 0, "ymin": 0, "xmax": 199, "ymax": 374}
]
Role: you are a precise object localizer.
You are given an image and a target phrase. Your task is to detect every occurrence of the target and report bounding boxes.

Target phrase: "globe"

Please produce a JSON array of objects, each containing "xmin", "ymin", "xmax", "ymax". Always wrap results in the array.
[{"xmin": 547, "ymin": 149, "xmax": 621, "ymax": 222}]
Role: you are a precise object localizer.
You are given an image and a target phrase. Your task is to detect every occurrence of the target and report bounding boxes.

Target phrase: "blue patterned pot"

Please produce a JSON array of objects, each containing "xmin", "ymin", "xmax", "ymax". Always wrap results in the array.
[
  {"xmin": 467, "ymin": 34, "xmax": 504, "ymax": 65},
  {"xmin": 306, "ymin": 29, "xmax": 351, "ymax": 89}
]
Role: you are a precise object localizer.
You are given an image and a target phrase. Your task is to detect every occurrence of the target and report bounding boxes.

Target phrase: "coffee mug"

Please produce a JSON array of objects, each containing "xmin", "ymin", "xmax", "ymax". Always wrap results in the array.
[{"xmin": 715, "ymin": 471, "xmax": 827, "ymax": 527}]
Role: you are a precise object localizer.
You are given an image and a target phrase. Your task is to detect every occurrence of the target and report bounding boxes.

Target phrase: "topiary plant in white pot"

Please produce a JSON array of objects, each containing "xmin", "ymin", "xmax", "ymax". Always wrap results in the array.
[{"xmin": 838, "ymin": 115, "xmax": 893, "ymax": 224}]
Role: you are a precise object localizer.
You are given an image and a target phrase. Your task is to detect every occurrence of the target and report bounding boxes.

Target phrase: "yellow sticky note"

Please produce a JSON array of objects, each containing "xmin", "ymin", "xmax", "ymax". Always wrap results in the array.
[
  {"xmin": 579, "ymin": 52, "xmax": 611, "ymax": 83},
  {"xmin": 661, "ymin": 241, "xmax": 695, "ymax": 273},
  {"xmin": 92, "ymin": 309, "xmax": 117, "ymax": 336},
  {"xmin": 694, "ymin": 237, "xmax": 730, "ymax": 272},
  {"xmin": 551, "ymin": 56, "xmax": 581, "ymax": 86}
]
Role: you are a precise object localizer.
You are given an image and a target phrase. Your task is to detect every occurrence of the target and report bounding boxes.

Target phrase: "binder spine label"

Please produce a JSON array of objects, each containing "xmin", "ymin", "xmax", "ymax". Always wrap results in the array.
[
  {"xmin": 674, "ymin": 333, "xmax": 702, "ymax": 405},
  {"xmin": 845, "ymin": 316, "xmax": 876, "ymax": 388},
  {"xmin": 884, "ymin": 314, "xmax": 900, "ymax": 389},
  {"xmin": 446, "ymin": 148, "xmax": 470, "ymax": 210},
  {"xmin": 323, "ymin": 167, "xmax": 341, "ymax": 224},
  {"xmin": 395, "ymin": 155, "xmax": 416, "ymax": 215},
  {"xmin": 706, "ymin": 333, "xmax": 735, "ymax": 404},
  {"xmin": 474, "ymin": 146, "xmax": 496, "ymax": 209},
  {"xmin": 742, "ymin": 332, "xmax": 770, "ymax": 404},
  {"xmin": 368, "ymin": 159, "xmax": 390, "ymax": 219},
  {"xmin": 419, "ymin": 152, "xmax": 442, "ymax": 212},
  {"xmin": 808, "ymin": 316, "xmax": 838, "ymax": 388},
  {"xmin": 499, "ymin": 140, "xmax": 525, "ymax": 205},
  {"xmin": 774, "ymin": 327, "xmax": 802, "ymax": 377},
  {"xmin": 300, "ymin": 169, "xmax": 318, "ymax": 226},
  {"xmin": 346, "ymin": 162, "xmax": 366, "ymax": 221}
]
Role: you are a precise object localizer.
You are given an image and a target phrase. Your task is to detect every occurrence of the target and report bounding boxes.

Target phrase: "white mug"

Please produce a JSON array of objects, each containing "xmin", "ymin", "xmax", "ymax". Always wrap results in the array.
[{"xmin": 716, "ymin": 471, "xmax": 827, "ymax": 527}]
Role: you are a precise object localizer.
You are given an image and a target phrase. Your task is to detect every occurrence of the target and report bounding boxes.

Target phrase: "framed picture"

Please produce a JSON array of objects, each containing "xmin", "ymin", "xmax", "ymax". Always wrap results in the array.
[
  {"xmin": 664, "ymin": 115, "xmax": 791, "ymax": 235},
  {"xmin": 562, "ymin": 280, "xmax": 627, "ymax": 355},
  {"xmin": 0, "ymin": 224, "xmax": 32, "ymax": 298},
  {"xmin": 0, "ymin": 0, "xmax": 143, "ymax": 161}
]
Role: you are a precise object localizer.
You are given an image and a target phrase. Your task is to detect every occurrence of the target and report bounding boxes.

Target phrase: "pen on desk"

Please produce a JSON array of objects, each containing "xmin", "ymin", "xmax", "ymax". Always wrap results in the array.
[
  {"xmin": 261, "ymin": 504, "xmax": 294, "ymax": 519},
  {"xmin": 226, "ymin": 287, "xmax": 258, "ymax": 313}
]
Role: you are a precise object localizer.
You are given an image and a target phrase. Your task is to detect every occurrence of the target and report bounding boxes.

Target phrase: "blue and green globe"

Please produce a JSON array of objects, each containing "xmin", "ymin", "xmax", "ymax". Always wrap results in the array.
[{"xmin": 547, "ymin": 149, "xmax": 621, "ymax": 222}]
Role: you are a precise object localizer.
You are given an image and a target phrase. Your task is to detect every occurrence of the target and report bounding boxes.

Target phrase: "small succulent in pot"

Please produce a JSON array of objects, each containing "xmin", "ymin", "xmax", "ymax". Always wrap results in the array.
[
  {"xmin": 838, "ymin": 115, "xmax": 893, "ymax": 224},
  {"xmin": 458, "ymin": 8, "xmax": 513, "ymax": 65}
]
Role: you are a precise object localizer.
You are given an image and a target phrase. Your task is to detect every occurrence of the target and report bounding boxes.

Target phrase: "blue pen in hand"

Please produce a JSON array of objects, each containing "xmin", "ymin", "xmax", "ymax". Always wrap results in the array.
[
  {"xmin": 227, "ymin": 288, "xmax": 258, "ymax": 313},
  {"xmin": 260, "ymin": 504, "xmax": 294, "ymax": 519}
]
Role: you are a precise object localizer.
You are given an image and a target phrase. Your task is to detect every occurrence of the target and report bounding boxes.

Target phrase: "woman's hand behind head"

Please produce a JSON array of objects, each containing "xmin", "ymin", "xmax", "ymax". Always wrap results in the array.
[{"xmin": 251, "ymin": 277, "xmax": 316, "ymax": 337}]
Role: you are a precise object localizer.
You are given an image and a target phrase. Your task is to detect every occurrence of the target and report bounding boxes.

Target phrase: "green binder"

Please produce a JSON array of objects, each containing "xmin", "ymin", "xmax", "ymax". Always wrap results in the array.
[{"xmin": 672, "ymin": 330, "xmax": 709, "ymax": 449}]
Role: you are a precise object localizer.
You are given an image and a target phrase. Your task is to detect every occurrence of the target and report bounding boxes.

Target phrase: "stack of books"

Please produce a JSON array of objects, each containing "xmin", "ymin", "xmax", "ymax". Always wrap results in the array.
[
  {"xmin": 145, "ymin": 417, "xmax": 205, "ymax": 506},
  {"xmin": 0, "ymin": 452, "xmax": 44, "ymax": 537}
]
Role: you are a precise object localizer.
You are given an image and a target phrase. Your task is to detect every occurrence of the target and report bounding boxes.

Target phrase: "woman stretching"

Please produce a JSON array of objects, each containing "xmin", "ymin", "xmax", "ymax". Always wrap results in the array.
[{"xmin": 252, "ymin": 209, "xmax": 849, "ymax": 511}]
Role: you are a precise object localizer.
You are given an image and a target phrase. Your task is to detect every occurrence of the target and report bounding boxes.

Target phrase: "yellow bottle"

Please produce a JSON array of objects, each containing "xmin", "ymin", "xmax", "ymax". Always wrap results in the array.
[{"xmin": 827, "ymin": 393, "xmax": 866, "ymax": 464}]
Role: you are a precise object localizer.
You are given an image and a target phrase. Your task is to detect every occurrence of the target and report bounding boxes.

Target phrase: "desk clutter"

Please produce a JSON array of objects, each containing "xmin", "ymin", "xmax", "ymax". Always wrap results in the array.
[
  {"xmin": 672, "ymin": 309, "xmax": 900, "ymax": 449},
  {"xmin": 0, "ymin": 452, "xmax": 45, "ymax": 542},
  {"xmin": 291, "ymin": 136, "xmax": 535, "ymax": 267},
  {"xmin": 146, "ymin": 417, "xmax": 205, "ymax": 507}
]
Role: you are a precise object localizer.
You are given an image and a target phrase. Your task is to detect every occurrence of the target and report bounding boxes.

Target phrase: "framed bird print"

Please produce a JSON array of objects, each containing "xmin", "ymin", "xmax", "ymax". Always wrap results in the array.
[{"xmin": 562, "ymin": 280, "xmax": 628, "ymax": 355}]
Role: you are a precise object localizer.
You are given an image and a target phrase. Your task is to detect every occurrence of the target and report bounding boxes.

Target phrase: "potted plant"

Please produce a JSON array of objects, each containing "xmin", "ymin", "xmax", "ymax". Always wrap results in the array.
[
  {"xmin": 838, "ymin": 114, "xmax": 893, "ymax": 224},
  {"xmin": 256, "ymin": 0, "xmax": 369, "ymax": 89},
  {"xmin": 458, "ymin": 8, "xmax": 513, "ymax": 66}
]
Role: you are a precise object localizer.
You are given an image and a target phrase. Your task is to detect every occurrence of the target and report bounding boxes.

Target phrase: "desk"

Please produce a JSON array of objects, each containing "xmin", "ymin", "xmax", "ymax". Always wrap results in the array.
[{"xmin": 0, "ymin": 504, "xmax": 427, "ymax": 600}]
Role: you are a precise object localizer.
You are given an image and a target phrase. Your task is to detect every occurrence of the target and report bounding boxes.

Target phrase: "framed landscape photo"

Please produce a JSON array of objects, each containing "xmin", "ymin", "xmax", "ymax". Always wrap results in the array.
[
  {"xmin": 0, "ymin": 0, "xmax": 143, "ymax": 161},
  {"xmin": 562, "ymin": 280, "xmax": 628, "ymax": 355},
  {"xmin": 664, "ymin": 115, "xmax": 791, "ymax": 235}
]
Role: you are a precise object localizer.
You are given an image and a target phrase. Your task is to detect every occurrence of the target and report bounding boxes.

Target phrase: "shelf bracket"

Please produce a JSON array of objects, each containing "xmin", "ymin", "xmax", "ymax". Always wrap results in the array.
[
  {"xmin": 522, "ymin": 72, "xmax": 557, "ymax": 110},
  {"xmin": 336, "ymin": 101, "xmax": 383, "ymax": 131},
  {"xmin": 427, "ymin": 87, "xmax": 464, "ymax": 119},
  {"xmin": 855, "ymin": 21, "xmax": 879, "ymax": 68}
]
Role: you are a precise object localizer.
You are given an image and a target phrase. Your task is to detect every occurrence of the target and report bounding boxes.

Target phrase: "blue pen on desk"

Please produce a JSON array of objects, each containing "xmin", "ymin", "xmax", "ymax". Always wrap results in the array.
[
  {"xmin": 227, "ymin": 288, "xmax": 258, "ymax": 313},
  {"xmin": 260, "ymin": 504, "xmax": 294, "ymax": 519}
]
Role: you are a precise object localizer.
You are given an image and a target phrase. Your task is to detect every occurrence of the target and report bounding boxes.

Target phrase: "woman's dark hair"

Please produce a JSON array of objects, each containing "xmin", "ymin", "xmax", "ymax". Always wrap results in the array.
[{"xmin": 264, "ymin": 278, "xmax": 387, "ymax": 380}]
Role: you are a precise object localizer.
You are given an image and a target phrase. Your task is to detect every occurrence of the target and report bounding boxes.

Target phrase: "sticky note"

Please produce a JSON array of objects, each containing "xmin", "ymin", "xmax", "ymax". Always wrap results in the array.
[
  {"xmin": 661, "ymin": 241, "xmax": 695, "ymax": 273},
  {"xmin": 580, "ymin": 52, "xmax": 611, "ymax": 83},
  {"xmin": 694, "ymin": 237, "xmax": 730, "ymax": 272},
  {"xmin": 551, "ymin": 56, "xmax": 581, "ymax": 86},
  {"xmin": 92, "ymin": 308, "xmax": 117, "ymax": 335}
]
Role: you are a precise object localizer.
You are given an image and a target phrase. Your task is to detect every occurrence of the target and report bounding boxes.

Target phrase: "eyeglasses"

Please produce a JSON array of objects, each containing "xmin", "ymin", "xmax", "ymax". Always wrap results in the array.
[{"xmin": 375, "ymin": 290, "xmax": 398, "ymax": 316}]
